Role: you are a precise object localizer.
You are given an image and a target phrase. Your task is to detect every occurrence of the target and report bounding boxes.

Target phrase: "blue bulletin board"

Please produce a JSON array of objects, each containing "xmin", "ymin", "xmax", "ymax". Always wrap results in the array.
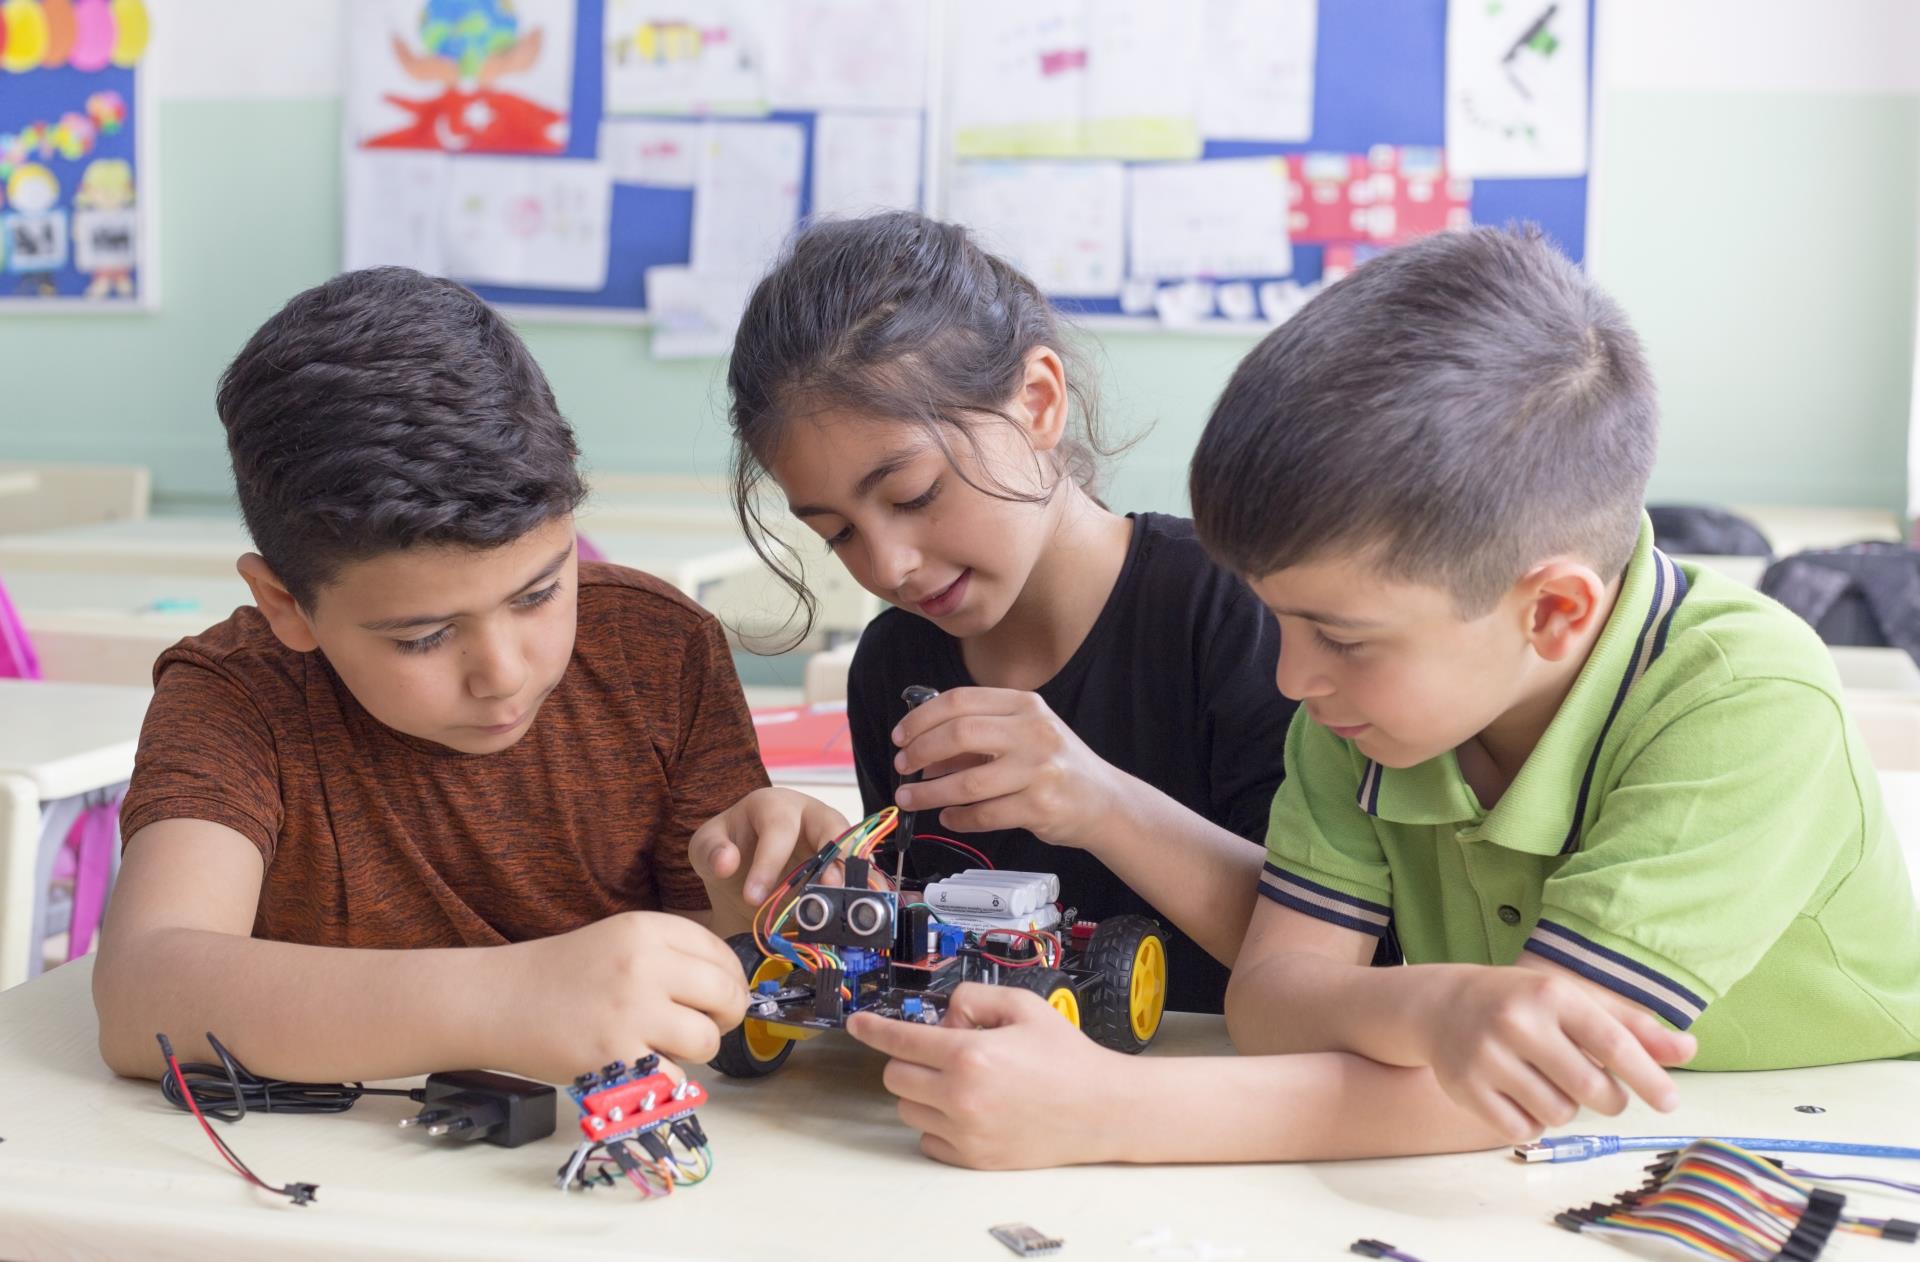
[
  {"xmin": 0, "ymin": 0, "xmax": 153, "ymax": 310},
  {"xmin": 343, "ymin": 0, "xmax": 930, "ymax": 323},
  {"xmin": 1045, "ymin": 0, "xmax": 1598, "ymax": 325}
]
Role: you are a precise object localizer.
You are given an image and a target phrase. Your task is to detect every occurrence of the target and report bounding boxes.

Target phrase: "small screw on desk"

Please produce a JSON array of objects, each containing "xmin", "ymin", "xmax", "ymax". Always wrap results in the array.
[{"xmin": 1795, "ymin": 1104, "xmax": 1826, "ymax": 1114}]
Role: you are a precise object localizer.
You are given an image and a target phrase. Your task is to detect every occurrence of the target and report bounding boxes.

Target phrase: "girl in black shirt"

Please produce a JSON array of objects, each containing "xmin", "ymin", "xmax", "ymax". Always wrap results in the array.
[{"xmin": 689, "ymin": 212, "xmax": 1297, "ymax": 1016}]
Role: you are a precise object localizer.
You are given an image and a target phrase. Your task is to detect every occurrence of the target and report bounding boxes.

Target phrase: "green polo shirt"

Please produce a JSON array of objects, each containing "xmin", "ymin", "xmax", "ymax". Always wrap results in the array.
[{"xmin": 1260, "ymin": 519, "xmax": 1920, "ymax": 1070}]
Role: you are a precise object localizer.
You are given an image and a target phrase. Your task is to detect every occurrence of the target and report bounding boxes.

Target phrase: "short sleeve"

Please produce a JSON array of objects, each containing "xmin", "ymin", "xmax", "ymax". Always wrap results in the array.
[
  {"xmin": 659, "ymin": 615, "xmax": 771, "ymax": 910},
  {"xmin": 1195, "ymin": 579, "xmax": 1294, "ymax": 842},
  {"xmin": 1259, "ymin": 712, "xmax": 1394, "ymax": 936},
  {"xmin": 120, "ymin": 651, "xmax": 283, "ymax": 864},
  {"xmin": 1526, "ymin": 678, "xmax": 1863, "ymax": 1030}
]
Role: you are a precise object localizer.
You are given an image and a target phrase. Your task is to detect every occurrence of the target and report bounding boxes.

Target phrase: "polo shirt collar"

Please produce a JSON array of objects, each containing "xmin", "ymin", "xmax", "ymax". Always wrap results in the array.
[{"xmin": 1356, "ymin": 517, "xmax": 1689, "ymax": 855}]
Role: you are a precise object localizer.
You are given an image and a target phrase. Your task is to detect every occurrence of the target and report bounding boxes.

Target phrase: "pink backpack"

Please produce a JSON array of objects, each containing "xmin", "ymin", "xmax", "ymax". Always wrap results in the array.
[{"xmin": 0, "ymin": 578, "xmax": 119, "ymax": 963}]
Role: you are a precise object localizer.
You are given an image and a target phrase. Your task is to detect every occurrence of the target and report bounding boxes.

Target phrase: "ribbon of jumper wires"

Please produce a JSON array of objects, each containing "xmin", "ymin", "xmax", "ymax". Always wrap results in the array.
[
  {"xmin": 1555, "ymin": 1138, "xmax": 1920, "ymax": 1259},
  {"xmin": 567, "ymin": 1130, "xmax": 714, "ymax": 1198},
  {"xmin": 752, "ymin": 807, "xmax": 904, "ymax": 989},
  {"xmin": 752, "ymin": 809, "xmax": 1063, "ymax": 973}
]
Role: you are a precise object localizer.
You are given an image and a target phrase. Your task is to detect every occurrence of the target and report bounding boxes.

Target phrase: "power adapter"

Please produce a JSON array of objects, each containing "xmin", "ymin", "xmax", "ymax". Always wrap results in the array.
[{"xmin": 399, "ymin": 1069, "xmax": 557, "ymax": 1148}]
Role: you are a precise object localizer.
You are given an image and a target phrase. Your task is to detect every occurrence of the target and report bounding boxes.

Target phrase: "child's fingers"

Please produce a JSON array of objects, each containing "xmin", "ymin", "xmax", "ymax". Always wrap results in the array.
[
  {"xmin": 918, "ymin": 1130, "xmax": 969, "ymax": 1168},
  {"xmin": 1562, "ymin": 1003, "xmax": 1680, "ymax": 1112},
  {"xmin": 890, "ymin": 686, "xmax": 1024, "ymax": 746},
  {"xmin": 1621, "ymin": 1007, "xmax": 1698, "ymax": 1067},
  {"xmin": 934, "ymin": 794, "xmax": 1029, "ymax": 837},
  {"xmin": 943, "ymin": 980, "xmax": 1043, "ymax": 1030},
  {"xmin": 667, "ymin": 955, "xmax": 751, "ymax": 1026},
  {"xmin": 1531, "ymin": 1034, "xmax": 1630, "ymax": 1117},
  {"xmin": 644, "ymin": 1006, "xmax": 725, "ymax": 1065},
  {"xmin": 895, "ymin": 713, "xmax": 1016, "ymax": 776},
  {"xmin": 896, "ymin": 757, "xmax": 1026, "ymax": 813},
  {"xmin": 880, "ymin": 1057, "xmax": 946, "ymax": 1107},
  {"xmin": 845, "ymin": 1010, "xmax": 968, "ymax": 1067},
  {"xmin": 1466, "ymin": 1081, "xmax": 1547, "ymax": 1144},
  {"xmin": 1486, "ymin": 1047, "xmax": 1580, "ymax": 1129},
  {"xmin": 686, "ymin": 819, "xmax": 741, "ymax": 882}
]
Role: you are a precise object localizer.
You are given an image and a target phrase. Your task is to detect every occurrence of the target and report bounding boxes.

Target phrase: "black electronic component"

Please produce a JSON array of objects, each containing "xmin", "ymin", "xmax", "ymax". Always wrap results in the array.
[
  {"xmin": 399, "ymin": 1069, "xmax": 557, "ymax": 1148},
  {"xmin": 989, "ymin": 1223, "xmax": 1062, "ymax": 1257}
]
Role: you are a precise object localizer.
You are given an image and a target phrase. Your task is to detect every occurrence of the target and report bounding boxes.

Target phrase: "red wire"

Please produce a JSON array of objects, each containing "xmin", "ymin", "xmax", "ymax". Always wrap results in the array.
[
  {"xmin": 166, "ymin": 1050, "xmax": 281, "ymax": 1195},
  {"xmin": 914, "ymin": 833, "xmax": 993, "ymax": 869}
]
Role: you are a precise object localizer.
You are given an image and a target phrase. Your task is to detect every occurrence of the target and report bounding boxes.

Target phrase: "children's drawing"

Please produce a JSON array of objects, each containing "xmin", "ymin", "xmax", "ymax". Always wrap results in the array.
[
  {"xmin": 4, "ymin": 163, "xmax": 67, "ymax": 294},
  {"xmin": 1445, "ymin": 0, "xmax": 1589, "ymax": 178},
  {"xmin": 72, "ymin": 155, "xmax": 133, "ymax": 296},
  {"xmin": 349, "ymin": 0, "xmax": 576, "ymax": 154}
]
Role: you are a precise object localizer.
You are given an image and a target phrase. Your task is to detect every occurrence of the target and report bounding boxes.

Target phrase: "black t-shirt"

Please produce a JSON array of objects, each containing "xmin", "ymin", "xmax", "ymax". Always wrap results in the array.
[{"xmin": 847, "ymin": 511, "xmax": 1296, "ymax": 1014}]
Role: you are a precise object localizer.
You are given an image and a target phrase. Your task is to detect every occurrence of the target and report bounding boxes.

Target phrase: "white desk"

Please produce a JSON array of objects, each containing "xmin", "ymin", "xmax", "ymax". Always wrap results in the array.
[
  {"xmin": 0, "ymin": 680, "xmax": 151, "ymax": 989},
  {"xmin": 0, "ymin": 470, "xmax": 40, "ymax": 498},
  {"xmin": 0, "ymin": 515, "xmax": 253, "ymax": 578},
  {"xmin": 3, "ymin": 957, "xmax": 1918, "ymax": 1262}
]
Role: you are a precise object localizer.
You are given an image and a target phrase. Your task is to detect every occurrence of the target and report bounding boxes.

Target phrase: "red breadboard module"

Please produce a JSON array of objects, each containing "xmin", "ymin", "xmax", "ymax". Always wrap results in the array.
[{"xmin": 554, "ymin": 1055, "xmax": 714, "ymax": 1197}]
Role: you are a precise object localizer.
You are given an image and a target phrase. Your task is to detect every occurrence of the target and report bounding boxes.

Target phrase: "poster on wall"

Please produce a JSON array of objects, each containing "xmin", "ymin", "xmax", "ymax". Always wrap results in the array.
[
  {"xmin": 346, "ymin": 0, "xmax": 577, "ymax": 153},
  {"xmin": 343, "ymin": 0, "xmax": 613, "ymax": 293},
  {"xmin": 0, "ymin": 0, "xmax": 154, "ymax": 309}
]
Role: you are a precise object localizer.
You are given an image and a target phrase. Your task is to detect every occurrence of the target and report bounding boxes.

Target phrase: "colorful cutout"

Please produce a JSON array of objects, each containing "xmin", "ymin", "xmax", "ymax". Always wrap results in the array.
[
  {"xmin": 41, "ymin": 0, "xmax": 75, "ymax": 67},
  {"xmin": 108, "ymin": 0, "xmax": 145, "ymax": 67},
  {"xmin": 68, "ymin": 0, "xmax": 112, "ymax": 71},
  {"xmin": 0, "ymin": 0, "xmax": 49, "ymax": 73}
]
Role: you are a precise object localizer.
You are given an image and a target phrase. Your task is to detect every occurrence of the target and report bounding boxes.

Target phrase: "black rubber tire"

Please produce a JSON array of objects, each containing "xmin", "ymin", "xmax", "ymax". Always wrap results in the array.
[
  {"xmin": 709, "ymin": 932, "xmax": 797, "ymax": 1079},
  {"xmin": 1000, "ymin": 966, "xmax": 1082, "ymax": 1029},
  {"xmin": 1083, "ymin": 914, "xmax": 1167, "ymax": 1054}
]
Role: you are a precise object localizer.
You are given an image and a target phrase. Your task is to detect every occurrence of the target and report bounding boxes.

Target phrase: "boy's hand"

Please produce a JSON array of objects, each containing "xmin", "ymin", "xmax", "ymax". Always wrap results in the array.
[
  {"xmin": 1424, "ymin": 966, "xmax": 1696, "ymax": 1142},
  {"xmin": 689, "ymin": 788, "xmax": 850, "ymax": 929},
  {"xmin": 846, "ymin": 982, "xmax": 1127, "ymax": 1169},
  {"xmin": 511, "ymin": 911, "xmax": 749, "ymax": 1083},
  {"xmin": 889, "ymin": 687, "xmax": 1125, "ymax": 849}
]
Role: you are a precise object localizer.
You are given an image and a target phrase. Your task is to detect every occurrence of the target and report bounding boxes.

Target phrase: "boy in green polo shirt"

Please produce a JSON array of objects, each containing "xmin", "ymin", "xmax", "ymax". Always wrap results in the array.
[{"xmin": 845, "ymin": 225, "xmax": 1919, "ymax": 1170}]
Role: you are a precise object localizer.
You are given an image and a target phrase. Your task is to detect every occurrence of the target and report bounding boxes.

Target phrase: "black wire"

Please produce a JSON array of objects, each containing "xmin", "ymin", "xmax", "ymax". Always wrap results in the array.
[{"xmin": 157, "ymin": 1032, "xmax": 421, "ymax": 1122}]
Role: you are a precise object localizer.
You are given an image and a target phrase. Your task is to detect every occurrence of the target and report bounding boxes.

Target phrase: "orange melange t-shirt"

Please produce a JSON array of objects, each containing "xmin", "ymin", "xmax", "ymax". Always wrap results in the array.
[{"xmin": 119, "ymin": 562, "xmax": 770, "ymax": 948}]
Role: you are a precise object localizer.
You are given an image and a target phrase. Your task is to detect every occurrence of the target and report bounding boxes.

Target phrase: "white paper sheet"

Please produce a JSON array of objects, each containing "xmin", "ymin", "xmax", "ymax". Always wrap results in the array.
[
  {"xmin": 345, "ymin": 0, "xmax": 575, "ymax": 152},
  {"xmin": 440, "ymin": 157, "xmax": 613, "ymax": 291},
  {"xmin": 645, "ymin": 265, "xmax": 759, "ymax": 358},
  {"xmin": 690, "ymin": 121, "xmax": 805, "ymax": 273},
  {"xmin": 947, "ymin": 160, "xmax": 1125, "ymax": 298},
  {"xmin": 599, "ymin": 118, "xmax": 704, "ymax": 185},
  {"xmin": 343, "ymin": 149, "xmax": 450, "ymax": 274},
  {"xmin": 1200, "ymin": 0, "xmax": 1316, "ymax": 142},
  {"xmin": 949, "ymin": 0, "xmax": 1087, "ymax": 154},
  {"xmin": 1127, "ymin": 158, "xmax": 1293, "ymax": 280},
  {"xmin": 1083, "ymin": 0, "xmax": 1204, "ymax": 146},
  {"xmin": 1445, "ymin": 0, "xmax": 1589, "ymax": 178},
  {"xmin": 602, "ymin": 0, "xmax": 767, "ymax": 115},
  {"xmin": 763, "ymin": 0, "xmax": 931, "ymax": 110},
  {"xmin": 810, "ymin": 111, "xmax": 924, "ymax": 218}
]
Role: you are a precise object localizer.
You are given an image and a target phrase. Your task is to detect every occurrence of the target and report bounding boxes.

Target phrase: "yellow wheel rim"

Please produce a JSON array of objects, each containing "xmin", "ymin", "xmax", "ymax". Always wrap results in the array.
[
  {"xmin": 743, "ymin": 957, "xmax": 798, "ymax": 1061},
  {"xmin": 1046, "ymin": 985, "xmax": 1081, "ymax": 1029},
  {"xmin": 1129, "ymin": 936, "xmax": 1167, "ymax": 1042}
]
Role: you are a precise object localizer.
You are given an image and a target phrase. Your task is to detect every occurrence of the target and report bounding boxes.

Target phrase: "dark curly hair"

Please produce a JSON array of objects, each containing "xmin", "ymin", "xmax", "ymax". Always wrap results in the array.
[
  {"xmin": 726, "ymin": 211, "xmax": 1122, "ymax": 645},
  {"xmin": 216, "ymin": 267, "xmax": 585, "ymax": 607}
]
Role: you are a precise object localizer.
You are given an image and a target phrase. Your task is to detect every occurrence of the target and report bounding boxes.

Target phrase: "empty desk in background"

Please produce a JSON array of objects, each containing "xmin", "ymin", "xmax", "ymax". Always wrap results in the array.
[
  {"xmin": 3, "ymin": 571, "xmax": 252, "ymax": 687},
  {"xmin": 0, "ymin": 515, "xmax": 252, "ymax": 579},
  {"xmin": 0, "ymin": 680, "xmax": 151, "ymax": 990}
]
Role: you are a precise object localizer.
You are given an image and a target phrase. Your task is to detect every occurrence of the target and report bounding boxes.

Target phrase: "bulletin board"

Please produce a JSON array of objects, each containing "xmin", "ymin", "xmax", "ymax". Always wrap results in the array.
[
  {"xmin": 0, "ymin": 0, "xmax": 155, "ymax": 311},
  {"xmin": 341, "ymin": 0, "xmax": 936, "ymax": 335},
  {"xmin": 936, "ymin": 0, "xmax": 1597, "ymax": 332}
]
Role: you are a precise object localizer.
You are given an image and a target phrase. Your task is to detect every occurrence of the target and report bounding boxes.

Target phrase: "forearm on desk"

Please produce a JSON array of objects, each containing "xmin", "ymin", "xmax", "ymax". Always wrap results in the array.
[
  {"xmin": 1090, "ymin": 1049, "xmax": 1507, "ymax": 1164},
  {"xmin": 1227, "ymin": 950, "xmax": 1470, "ymax": 1065},
  {"xmin": 93, "ymin": 925, "xmax": 518, "ymax": 1083}
]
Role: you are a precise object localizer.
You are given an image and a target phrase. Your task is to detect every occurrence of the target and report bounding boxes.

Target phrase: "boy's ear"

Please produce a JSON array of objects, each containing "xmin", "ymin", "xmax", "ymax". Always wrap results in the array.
[
  {"xmin": 236, "ymin": 553, "xmax": 320, "ymax": 653},
  {"xmin": 1516, "ymin": 560, "xmax": 1608, "ymax": 663},
  {"xmin": 1017, "ymin": 346, "xmax": 1069, "ymax": 454}
]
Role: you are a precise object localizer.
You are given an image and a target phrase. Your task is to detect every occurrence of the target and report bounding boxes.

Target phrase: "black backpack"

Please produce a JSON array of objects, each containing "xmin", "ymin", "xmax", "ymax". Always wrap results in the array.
[
  {"xmin": 1760, "ymin": 542, "xmax": 1920, "ymax": 664},
  {"xmin": 1648, "ymin": 504, "xmax": 1772, "ymax": 558}
]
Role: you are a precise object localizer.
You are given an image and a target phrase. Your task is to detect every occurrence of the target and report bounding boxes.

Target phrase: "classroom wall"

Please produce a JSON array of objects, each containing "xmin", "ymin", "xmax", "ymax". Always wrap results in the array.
[{"xmin": 1, "ymin": 0, "xmax": 1914, "ymax": 520}]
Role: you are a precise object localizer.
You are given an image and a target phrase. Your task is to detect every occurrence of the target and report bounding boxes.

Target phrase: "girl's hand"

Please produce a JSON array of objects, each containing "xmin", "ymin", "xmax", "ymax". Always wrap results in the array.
[
  {"xmin": 846, "ymin": 982, "xmax": 1130, "ymax": 1169},
  {"xmin": 889, "ymin": 687, "xmax": 1126, "ymax": 849}
]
